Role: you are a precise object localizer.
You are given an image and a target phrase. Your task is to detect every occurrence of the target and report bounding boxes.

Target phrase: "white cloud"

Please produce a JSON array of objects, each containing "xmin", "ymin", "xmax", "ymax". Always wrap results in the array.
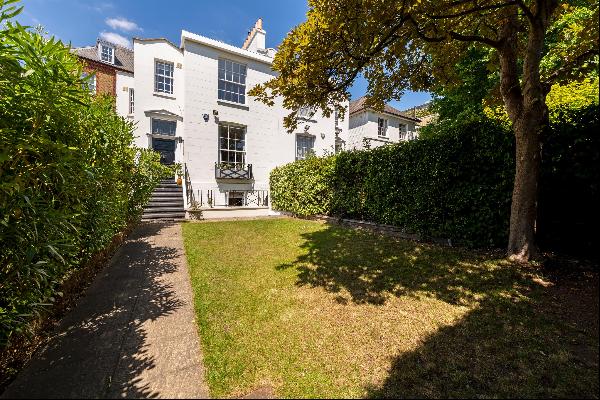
[
  {"xmin": 99, "ymin": 31, "xmax": 131, "ymax": 48},
  {"xmin": 105, "ymin": 17, "xmax": 141, "ymax": 32}
]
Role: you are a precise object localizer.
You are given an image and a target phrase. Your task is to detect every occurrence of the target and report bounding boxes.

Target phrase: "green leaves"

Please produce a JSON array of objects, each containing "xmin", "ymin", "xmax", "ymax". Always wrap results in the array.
[
  {"xmin": 0, "ymin": 1, "xmax": 165, "ymax": 345},
  {"xmin": 271, "ymin": 117, "xmax": 515, "ymax": 247}
]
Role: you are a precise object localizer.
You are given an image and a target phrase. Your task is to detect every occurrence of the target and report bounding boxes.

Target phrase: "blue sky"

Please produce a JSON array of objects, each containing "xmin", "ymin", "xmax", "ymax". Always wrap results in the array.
[{"xmin": 18, "ymin": 0, "xmax": 431, "ymax": 110}]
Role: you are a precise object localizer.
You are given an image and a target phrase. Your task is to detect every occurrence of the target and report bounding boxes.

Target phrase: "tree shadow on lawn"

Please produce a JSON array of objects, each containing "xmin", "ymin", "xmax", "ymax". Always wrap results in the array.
[
  {"xmin": 277, "ymin": 224, "xmax": 599, "ymax": 398},
  {"xmin": 2, "ymin": 222, "xmax": 184, "ymax": 399}
]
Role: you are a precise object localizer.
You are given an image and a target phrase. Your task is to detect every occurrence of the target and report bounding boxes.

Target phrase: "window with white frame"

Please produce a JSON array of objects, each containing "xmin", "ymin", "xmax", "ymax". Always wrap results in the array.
[
  {"xmin": 155, "ymin": 60, "xmax": 174, "ymax": 94},
  {"xmin": 378, "ymin": 117, "xmax": 388, "ymax": 137},
  {"xmin": 296, "ymin": 134, "xmax": 315, "ymax": 160},
  {"xmin": 100, "ymin": 44, "xmax": 114, "ymax": 64},
  {"xmin": 218, "ymin": 59, "xmax": 246, "ymax": 104},
  {"xmin": 297, "ymin": 106, "xmax": 315, "ymax": 119},
  {"xmin": 128, "ymin": 88, "xmax": 134, "ymax": 114},
  {"xmin": 335, "ymin": 137, "xmax": 345, "ymax": 154},
  {"xmin": 219, "ymin": 123, "xmax": 246, "ymax": 167},
  {"xmin": 151, "ymin": 118, "xmax": 176, "ymax": 136},
  {"xmin": 81, "ymin": 72, "xmax": 96, "ymax": 94},
  {"xmin": 399, "ymin": 123, "xmax": 407, "ymax": 140}
]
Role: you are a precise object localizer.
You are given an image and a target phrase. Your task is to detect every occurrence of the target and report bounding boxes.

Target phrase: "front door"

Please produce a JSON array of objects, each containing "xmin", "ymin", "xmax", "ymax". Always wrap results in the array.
[{"xmin": 152, "ymin": 138, "xmax": 176, "ymax": 165}]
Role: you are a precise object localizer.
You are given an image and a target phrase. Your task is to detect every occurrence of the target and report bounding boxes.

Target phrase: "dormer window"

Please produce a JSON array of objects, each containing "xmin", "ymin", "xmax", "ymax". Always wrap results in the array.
[{"xmin": 100, "ymin": 44, "xmax": 114, "ymax": 64}]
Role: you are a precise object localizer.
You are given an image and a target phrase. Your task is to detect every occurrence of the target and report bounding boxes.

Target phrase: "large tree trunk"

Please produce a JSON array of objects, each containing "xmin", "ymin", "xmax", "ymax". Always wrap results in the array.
[
  {"xmin": 508, "ymin": 115, "xmax": 542, "ymax": 261},
  {"xmin": 499, "ymin": 2, "xmax": 556, "ymax": 262}
]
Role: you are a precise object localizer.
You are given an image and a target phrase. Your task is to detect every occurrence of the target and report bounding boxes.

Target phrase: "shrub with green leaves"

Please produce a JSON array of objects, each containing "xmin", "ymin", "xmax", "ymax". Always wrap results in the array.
[
  {"xmin": 271, "ymin": 118, "xmax": 515, "ymax": 247},
  {"xmin": 272, "ymin": 108, "xmax": 598, "ymax": 254},
  {"xmin": 0, "ymin": 0, "xmax": 168, "ymax": 344}
]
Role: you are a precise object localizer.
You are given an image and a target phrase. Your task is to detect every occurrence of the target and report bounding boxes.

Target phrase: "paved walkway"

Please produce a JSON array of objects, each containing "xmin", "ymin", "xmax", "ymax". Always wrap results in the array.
[{"xmin": 2, "ymin": 222, "xmax": 209, "ymax": 399}]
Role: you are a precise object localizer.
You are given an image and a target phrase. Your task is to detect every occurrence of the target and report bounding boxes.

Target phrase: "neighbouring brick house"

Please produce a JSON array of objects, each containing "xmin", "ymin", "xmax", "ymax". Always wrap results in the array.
[{"xmin": 72, "ymin": 40, "xmax": 134, "ymax": 108}]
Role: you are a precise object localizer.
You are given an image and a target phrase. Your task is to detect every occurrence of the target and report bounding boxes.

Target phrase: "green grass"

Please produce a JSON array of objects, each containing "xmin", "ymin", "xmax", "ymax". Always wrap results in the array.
[{"xmin": 182, "ymin": 218, "xmax": 598, "ymax": 398}]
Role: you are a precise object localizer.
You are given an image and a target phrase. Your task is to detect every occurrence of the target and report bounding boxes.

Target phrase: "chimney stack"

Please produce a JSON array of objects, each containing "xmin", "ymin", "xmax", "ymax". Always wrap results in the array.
[{"xmin": 242, "ymin": 18, "xmax": 266, "ymax": 52}]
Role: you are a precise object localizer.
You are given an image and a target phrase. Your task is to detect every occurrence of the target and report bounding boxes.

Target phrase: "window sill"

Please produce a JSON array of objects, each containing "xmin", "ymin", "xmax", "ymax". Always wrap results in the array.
[
  {"xmin": 127, "ymin": 114, "xmax": 134, "ymax": 118},
  {"xmin": 217, "ymin": 100, "xmax": 249, "ymax": 111},
  {"xmin": 154, "ymin": 92, "xmax": 176, "ymax": 100}
]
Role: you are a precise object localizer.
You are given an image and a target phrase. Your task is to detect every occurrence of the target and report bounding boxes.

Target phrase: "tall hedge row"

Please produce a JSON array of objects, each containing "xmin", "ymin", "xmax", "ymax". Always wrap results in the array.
[
  {"xmin": 0, "ymin": 5, "xmax": 168, "ymax": 343},
  {"xmin": 271, "ymin": 109, "xmax": 598, "ymax": 253},
  {"xmin": 271, "ymin": 118, "xmax": 514, "ymax": 247}
]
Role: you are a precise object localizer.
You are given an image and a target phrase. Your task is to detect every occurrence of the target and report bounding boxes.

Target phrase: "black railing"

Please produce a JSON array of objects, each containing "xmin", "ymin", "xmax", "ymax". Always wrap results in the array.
[
  {"xmin": 184, "ymin": 163, "xmax": 195, "ymax": 207},
  {"xmin": 214, "ymin": 163, "xmax": 253, "ymax": 180}
]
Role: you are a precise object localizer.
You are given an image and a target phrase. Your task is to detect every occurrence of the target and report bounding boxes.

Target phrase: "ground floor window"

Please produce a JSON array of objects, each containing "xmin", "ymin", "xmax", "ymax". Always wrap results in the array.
[
  {"xmin": 296, "ymin": 134, "xmax": 315, "ymax": 160},
  {"xmin": 335, "ymin": 137, "xmax": 345, "ymax": 154},
  {"xmin": 219, "ymin": 123, "xmax": 246, "ymax": 168}
]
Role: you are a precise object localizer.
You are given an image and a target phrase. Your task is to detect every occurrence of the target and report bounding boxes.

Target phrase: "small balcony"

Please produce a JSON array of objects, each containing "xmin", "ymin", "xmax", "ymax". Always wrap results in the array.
[{"xmin": 214, "ymin": 162, "xmax": 253, "ymax": 180}]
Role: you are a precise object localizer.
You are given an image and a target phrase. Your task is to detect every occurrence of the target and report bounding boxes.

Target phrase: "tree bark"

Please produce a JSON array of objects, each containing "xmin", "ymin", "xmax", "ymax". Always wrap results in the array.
[
  {"xmin": 499, "ymin": 1, "xmax": 556, "ymax": 262},
  {"xmin": 508, "ymin": 116, "xmax": 542, "ymax": 261}
]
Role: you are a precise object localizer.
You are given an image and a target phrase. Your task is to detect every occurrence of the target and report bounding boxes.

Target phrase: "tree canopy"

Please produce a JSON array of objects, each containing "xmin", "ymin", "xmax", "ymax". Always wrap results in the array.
[
  {"xmin": 250, "ymin": 0, "xmax": 598, "ymax": 130},
  {"xmin": 250, "ymin": 0, "xmax": 599, "ymax": 261}
]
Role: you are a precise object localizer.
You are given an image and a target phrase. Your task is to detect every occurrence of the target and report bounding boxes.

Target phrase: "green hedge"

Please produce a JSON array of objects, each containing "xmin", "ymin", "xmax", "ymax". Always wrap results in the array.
[
  {"xmin": 272, "ymin": 108, "xmax": 599, "ymax": 255},
  {"xmin": 0, "ymin": 5, "xmax": 168, "ymax": 344},
  {"xmin": 271, "ymin": 118, "xmax": 514, "ymax": 247}
]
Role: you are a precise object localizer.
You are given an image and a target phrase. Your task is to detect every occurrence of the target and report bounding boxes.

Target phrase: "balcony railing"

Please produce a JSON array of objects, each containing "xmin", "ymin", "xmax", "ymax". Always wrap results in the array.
[{"xmin": 215, "ymin": 163, "xmax": 253, "ymax": 180}]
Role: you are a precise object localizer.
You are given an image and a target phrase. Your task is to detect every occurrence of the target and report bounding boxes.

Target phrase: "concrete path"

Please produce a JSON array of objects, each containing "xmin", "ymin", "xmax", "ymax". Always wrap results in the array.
[{"xmin": 2, "ymin": 222, "xmax": 209, "ymax": 399}]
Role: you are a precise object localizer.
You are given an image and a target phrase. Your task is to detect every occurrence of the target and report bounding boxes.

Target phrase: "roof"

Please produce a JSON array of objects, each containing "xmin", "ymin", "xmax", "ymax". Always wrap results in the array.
[
  {"xmin": 349, "ymin": 96, "xmax": 421, "ymax": 122},
  {"xmin": 133, "ymin": 37, "xmax": 181, "ymax": 52},
  {"xmin": 180, "ymin": 30, "xmax": 274, "ymax": 65},
  {"xmin": 72, "ymin": 40, "xmax": 134, "ymax": 73}
]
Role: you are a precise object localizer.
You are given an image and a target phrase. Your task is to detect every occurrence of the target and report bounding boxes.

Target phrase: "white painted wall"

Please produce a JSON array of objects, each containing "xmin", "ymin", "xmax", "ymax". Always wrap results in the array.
[
  {"xmin": 348, "ymin": 110, "xmax": 418, "ymax": 150},
  {"xmin": 115, "ymin": 71, "xmax": 134, "ymax": 119},
  {"xmin": 132, "ymin": 39, "xmax": 184, "ymax": 163},
  {"xmin": 129, "ymin": 31, "xmax": 349, "ymax": 209}
]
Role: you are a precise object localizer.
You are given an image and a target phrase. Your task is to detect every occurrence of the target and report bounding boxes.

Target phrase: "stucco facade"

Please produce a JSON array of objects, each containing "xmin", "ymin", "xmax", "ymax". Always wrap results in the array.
[
  {"xmin": 348, "ymin": 97, "xmax": 420, "ymax": 150},
  {"xmin": 128, "ymin": 21, "xmax": 349, "ymax": 210}
]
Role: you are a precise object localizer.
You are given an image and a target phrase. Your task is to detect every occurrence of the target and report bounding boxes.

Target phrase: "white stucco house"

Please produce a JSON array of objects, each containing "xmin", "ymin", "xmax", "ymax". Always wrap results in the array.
[
  {"xmin": 348, "ymin": 96, "xmax": 420, "ymax": 150},
  {"xmin": 114, "ymin": 19, "xmax": 349, "ymax": 217}
]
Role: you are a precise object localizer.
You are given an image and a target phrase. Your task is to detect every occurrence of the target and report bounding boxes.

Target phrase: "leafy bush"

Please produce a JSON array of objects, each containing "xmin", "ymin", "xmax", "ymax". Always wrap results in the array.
[
  {"xmin": 272, "ymin": 118, "xmax": 515, "ymax": 247},
  {"xmin": 0, "ymin": 1, "xmax": 168, "ymax": 344},
  {"xmin": 538, "ymin": 105, "xmax": 599, "ymax": 256},
  {"xmin": 272, "ymin": 108, "xmax": 598, "ymax": 255}
]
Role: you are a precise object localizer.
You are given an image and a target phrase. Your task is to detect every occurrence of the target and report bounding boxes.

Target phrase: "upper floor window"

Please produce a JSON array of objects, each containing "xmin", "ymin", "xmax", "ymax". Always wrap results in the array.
[
  {"xmin": 128, "ymin": 88, "xmax": 135, "ymax": 114},
  {"xmin": 378, "ymin": 118, "xmax": 388, "ymax": 137},
  {"xmin": 399, "ymin": 123, "xmax": 407, "ymax": 140},
  {"xmin": 218, "ymin": 59, "xmax": 246, "ymax": 104},
  {"xmin": 81, "ymin": 72, "xmax": 96, "ymax": 94},
  {"xmin": 155, "ymin": 61, "xmax": 174, "ymax": 94},
  {"xmin": 219, "ymin": 123, "xmax": 246, "ymax": 167},
  {"xmin": 297, "ymin": 106, "xmax": 315, "ymax": 120},
  {"xmin": 296, "ymin": 134, "xmax": 315, "ymax": 160},
  {"xmin": 151, "ymin": 118, "xmax": 176, "ymax": 136},
  {"xmin": 100, "ymin": 44, "xmax": 114, "ymax": 64}
]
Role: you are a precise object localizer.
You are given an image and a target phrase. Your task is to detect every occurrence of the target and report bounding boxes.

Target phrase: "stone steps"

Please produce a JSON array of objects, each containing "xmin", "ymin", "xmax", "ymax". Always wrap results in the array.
[{"xmin": 142, "ymin": 180, "xmax": 185, "ymax": 221}]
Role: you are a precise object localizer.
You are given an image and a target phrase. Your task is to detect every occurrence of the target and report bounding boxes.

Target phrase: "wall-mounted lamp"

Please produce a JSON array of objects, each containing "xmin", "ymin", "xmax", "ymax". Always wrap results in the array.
[
  {"xmin": 202, "ymin": 114, "xmax": 209, "ymax": 122},
  {"xmin": 213, "ymin": 110, "xmax": 219, "ymax": 116},
  {"xmin": 320, "ymin": 132, "xmax": 326, "ymax": 139}
]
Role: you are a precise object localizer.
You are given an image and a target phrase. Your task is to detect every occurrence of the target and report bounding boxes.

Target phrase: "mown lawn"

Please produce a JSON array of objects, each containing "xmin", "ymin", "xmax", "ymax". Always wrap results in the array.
[{"xmin": 182, "ymin": 218, "xmax": 598, "ymax": 399}]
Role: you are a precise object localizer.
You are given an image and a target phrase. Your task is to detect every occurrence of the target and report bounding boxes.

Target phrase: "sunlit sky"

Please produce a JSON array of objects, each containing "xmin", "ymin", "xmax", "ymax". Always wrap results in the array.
[{"xmin": 19, "ymin": 0, "xmax": 431, "ymax": 110}]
